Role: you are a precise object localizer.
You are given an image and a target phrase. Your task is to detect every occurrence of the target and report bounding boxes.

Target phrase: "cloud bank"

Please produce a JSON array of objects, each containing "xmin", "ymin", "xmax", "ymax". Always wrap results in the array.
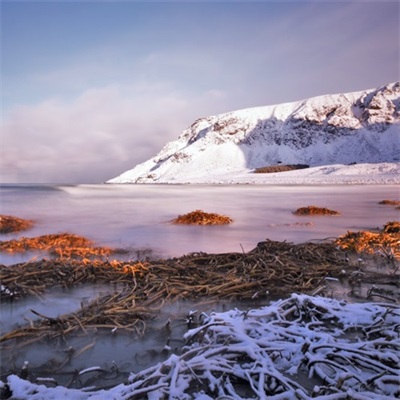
[
  {"xmin": 1, "ymin": 1, "xmax": 398, "ymax": 183},
  {"xmin": 2, "ymin": 85, "xmax": 228, "ymax": 183}
]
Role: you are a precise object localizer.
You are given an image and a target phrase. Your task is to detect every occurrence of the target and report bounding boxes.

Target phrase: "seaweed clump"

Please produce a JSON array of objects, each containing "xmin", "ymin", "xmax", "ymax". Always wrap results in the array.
[
  {"xmin": 0, "ymin": 215, "xmax": 33, "ymax": 234},
  {"xmin": 172, "ymin": 210, "xmax": 232, "ymax": 225},
  {"xmin": 379, "ymin": 199, "xmax": 400, "ymax": 206},
  {"xmin": 293, "ymin": 206, "xmax": 340, "ymax": 216},
  {"xmin": 335, "ymin": 221, "xmax": 400, "ymax": 258},
  {"xmin": 0, "ymin": 233, "xmax": 112, "ymax": 259}
]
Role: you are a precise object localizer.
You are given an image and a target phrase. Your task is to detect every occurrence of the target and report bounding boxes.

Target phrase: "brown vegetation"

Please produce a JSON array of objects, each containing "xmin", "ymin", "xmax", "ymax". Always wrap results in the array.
[
  {"xmin": 335, "ymin": 221, "xmax": 400, "ymax": 258},
  {"xmin": 293, "ymin": 206, "xmax": 340, "ymax": 216},
  {"xmin": 0, "ymin": 215, "xmax": 33, "ymax": 234},
  {"xmin": 254, "ymin": 164, "xmax": 309, "ymax": 173},
  {"xmin": 379, "ymin": 199, "xmax": 400, "ymax": 206},
  {"xmin": 1, "ymin": 223, "xmax": 398, "ymax": 360},
  {"xmin": 172, "ymin": 210, "xmax": 233, "ymax": 225},
  {"xmin": 0, "ymin": 239, "xmax": 353, "ymax": 342},
  {"xmin": 0, "ymin": 233, "xmax": 112, "ymax": 259}
]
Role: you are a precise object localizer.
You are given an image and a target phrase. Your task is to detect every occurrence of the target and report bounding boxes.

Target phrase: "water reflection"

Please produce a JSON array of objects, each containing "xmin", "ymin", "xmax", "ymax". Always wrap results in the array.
[{"xmin": 0, "ymin": 284, "xmax": 121, "ymax": 333}]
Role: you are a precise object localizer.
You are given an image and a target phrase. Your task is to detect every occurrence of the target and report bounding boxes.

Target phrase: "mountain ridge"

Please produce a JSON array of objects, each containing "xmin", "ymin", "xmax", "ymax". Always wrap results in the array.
[{"xmin": 109, "ymin": 82, "xmax": 400, "ymax": 184}]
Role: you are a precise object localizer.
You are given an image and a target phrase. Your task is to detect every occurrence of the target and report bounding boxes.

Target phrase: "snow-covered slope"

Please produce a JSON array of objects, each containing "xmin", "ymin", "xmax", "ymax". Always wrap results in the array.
[{"xmin": 109, "ymin": 82, "xmax": 400, "ymax": 184}]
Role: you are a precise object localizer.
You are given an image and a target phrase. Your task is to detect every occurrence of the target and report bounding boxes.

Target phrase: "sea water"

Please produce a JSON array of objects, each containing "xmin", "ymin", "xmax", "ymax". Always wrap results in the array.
[
  {"xmin": 1, "ymin": 184, "xmax": 398, "ymax": 263},
  {"xmin": 0, "ymin": 184, "xmax": 399, "ymax": 386}
]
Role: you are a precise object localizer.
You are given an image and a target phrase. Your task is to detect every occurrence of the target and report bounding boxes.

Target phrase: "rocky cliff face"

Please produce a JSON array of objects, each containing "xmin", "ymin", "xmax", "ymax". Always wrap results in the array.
[{"xmin": 109, "ymin": 82, "xmax": 400, "ymax": 183}]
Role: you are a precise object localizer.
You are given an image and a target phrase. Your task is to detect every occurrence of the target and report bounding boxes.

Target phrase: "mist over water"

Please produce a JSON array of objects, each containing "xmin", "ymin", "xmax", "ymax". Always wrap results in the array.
[
  {"xmin": 1, "ymin": 184, "xmax": 399, "ymax": 264},
  {"xmin": 1, "ymin": 184, "xmax": 399, "ymax": 387}
]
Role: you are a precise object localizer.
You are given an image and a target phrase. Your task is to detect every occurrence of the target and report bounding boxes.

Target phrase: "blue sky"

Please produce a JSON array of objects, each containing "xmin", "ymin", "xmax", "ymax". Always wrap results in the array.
[{"xmin": 1, "ymin": 0, "xmax": 399, "ymax": 183}]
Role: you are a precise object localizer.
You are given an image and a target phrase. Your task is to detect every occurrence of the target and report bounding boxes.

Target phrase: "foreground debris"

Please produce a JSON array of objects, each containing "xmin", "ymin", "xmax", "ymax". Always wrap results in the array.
[
  {"xmin": 1, "ymin": 229, "xmax": 399, "ymax": 346},
  {"xmin": 2, "ymin": 295, "xmax": 399, "ymax": 399},
  {"xmin": 0, "ymin": 240, "xmax": 353, "ymax": 341},
  {"xmin": 124, "ymin": 295, "xmax": 400, "ymax": 399},
  {"xmin": 0, "ymin": 223, "xmax": 399, "ymax": 399}
]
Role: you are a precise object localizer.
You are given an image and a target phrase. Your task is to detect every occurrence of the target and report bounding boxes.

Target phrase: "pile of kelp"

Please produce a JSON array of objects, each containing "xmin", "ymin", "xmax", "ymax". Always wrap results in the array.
[
  {"xmin": 171, "ymin": 210, "xmax": 233, "ymax": 225},
  {"xmin": 379, "ymin": 199, "xmax": 400, "ymax": 208},
  {"xmin": 0, "ymin": 233, "xmax": 115, "ymax": 259},
  {"xmin": 335, "ymin": 221, "xmax": 400, "ymax": 260},
  {"xmin": 293, "ymin": 206, "xmax": 340, "ymax": 216},
  {"xmin": 0, "ymin": 215, "xmax": 33, "ymax": 234}
]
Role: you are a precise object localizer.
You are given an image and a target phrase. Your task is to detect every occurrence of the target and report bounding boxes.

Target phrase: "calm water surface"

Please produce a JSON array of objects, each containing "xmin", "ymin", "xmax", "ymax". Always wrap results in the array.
[{"xmin": 1, "ymin": 184, "xmax": 399, "ymax": 264}]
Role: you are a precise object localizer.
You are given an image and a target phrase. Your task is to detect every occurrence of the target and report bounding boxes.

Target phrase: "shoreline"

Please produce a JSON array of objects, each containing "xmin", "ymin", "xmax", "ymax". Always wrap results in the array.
[{"xmin": 1, "ymin": 222, "xmax": 399, "ymax": 399}]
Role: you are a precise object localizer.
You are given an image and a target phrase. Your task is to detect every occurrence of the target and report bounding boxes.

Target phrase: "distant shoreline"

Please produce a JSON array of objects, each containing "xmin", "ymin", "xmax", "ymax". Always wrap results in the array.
[{"xmin": 108, "ymin": 162, "xmax": 400, "ymax": 185}]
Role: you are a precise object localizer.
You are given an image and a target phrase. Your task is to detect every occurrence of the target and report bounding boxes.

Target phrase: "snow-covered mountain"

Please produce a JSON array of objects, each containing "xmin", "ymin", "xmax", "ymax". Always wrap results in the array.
[{"xmin": 109, "ymin": 82, "xmax": 400, "ymax": 184}]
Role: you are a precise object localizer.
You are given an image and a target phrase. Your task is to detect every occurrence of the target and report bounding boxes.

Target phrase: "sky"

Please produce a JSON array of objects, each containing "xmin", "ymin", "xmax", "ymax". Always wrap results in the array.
[{"xmin": 1, "ymin": 0, "xmax": 399, "ymax": 184}]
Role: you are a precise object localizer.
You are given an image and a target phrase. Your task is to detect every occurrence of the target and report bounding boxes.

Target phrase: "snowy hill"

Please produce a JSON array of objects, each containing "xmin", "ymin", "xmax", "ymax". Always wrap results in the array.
[{"xmin": 109, "ymin": 82, "xmax": 400, "ymax": 184}]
